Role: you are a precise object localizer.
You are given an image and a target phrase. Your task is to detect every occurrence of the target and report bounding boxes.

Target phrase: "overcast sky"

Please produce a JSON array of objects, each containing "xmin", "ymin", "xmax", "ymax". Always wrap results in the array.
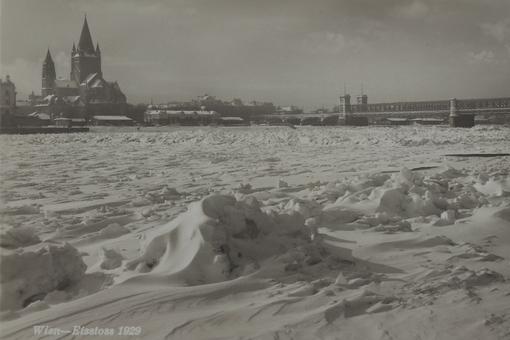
[{"xmin": 1, "ymin": 0, "xmax": 510, "ymax": 109}]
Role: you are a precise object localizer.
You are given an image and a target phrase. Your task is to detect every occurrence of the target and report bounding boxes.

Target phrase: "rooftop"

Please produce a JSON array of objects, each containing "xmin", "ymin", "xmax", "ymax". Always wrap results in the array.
[{"xmin": 92, "ymin": 115, "xmax": 132, "ymax": 121}]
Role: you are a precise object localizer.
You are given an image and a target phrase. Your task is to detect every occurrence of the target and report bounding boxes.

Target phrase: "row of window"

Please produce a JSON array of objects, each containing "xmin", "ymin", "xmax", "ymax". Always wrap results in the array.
[
  {"xmin": 352, "ymin": 103, "xmax": 448, "ymax": 112},
  {"xmin": 457, "ymin": 100, "xmax": 510, "ymax": 109}
]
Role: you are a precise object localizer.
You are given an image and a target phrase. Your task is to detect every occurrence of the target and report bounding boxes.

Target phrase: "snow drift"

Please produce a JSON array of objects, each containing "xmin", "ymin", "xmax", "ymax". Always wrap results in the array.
[
  {"xmin": 125, "ymin": 194, "xmax": 333, "ymax": 284},
  {"xmin": 0, "ymin": 242, "xmax": 86, "ymax": 311}
]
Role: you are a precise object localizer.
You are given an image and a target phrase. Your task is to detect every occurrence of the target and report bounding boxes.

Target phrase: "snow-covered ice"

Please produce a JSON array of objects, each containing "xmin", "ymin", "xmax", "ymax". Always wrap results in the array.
[{"xmin": 1, "ymin": 125, "xmax": 509, "ymax": 339}]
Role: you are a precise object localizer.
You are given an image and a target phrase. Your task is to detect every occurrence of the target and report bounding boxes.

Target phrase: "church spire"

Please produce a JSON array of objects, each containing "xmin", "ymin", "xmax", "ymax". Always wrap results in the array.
[
  {"xmin": 78, "ymin": 15, "xmax": 95, "ymax": 53},
  {"xmin": 71, "ymin": 15, "xmax": 102, "ymax": 83},
  {"xmin": 96, "ymin": 42, "xmax": 101, "ymax": 55},
  {"xmin": 42, "ymin": 48, "xmax": 56, "ymax": 97},
  {"xmin": 44, "ymin": 48, "xmax": 54, "ymax": 64},
  {"xmin": 72, "ymin": 42, "xmax": 76, "ymax": 54}
]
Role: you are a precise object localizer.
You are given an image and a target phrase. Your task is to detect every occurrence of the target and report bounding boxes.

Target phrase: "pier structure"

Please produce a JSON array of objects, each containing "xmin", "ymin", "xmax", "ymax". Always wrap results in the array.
[
  {"xmin": 449, "ymin": 98, "xmax": 474, "ymax": 127},
  {"xmin": 339, "ymin": 93, "xmax": 368, "ymax": 126}
]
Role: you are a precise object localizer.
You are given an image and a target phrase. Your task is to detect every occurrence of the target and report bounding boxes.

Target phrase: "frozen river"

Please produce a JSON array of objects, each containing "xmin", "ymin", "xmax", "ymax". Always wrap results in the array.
[{"xmin": 1, "ymin": 125, "xmax": 510, "ymax": 339}]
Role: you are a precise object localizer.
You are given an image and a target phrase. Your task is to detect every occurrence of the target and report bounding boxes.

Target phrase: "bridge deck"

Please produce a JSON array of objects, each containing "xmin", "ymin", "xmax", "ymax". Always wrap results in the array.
[{"xmin": 353, "ymin": 107, "xmax": 510, "ymax": 117}]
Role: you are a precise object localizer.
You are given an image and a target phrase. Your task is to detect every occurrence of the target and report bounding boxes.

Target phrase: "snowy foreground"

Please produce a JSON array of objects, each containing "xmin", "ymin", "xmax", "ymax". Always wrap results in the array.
[{"xmin": 1, "ymin": 125, "xmax": 510, "ymax": 340}]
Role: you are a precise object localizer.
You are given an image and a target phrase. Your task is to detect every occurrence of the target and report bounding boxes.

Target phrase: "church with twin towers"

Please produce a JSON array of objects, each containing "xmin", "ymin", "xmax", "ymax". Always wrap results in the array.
[{"xmin": 41, "ymin": 15, "xmax": 126, "ymax": 117}]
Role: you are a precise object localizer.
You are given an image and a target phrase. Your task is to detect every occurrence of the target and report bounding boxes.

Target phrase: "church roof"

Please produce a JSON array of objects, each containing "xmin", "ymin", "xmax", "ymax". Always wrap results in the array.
[
  {"xmin": 78, "ymin": 15, "xmax": 95, "ymax": 54},
  {"xmin": 91, "ymin": 79, "xmax": 104, "ymax": 88},
  {"xmin": 42, "ymin": 94, "xmax": 57, "ymax": 102},
  {"xmin": 62, "ymin": 96, "xmax": 82, "ymax": 104},
  {"xmin": 29, "ymin": 112, "xmax": 51, "ymax": 120},
  {"xmin": 84, "ymin": 72, "xmax": 100, "ymax": 84},
  {"xmin": 81, "ymin": 73, "xmax": 106, "ymax": 88}
]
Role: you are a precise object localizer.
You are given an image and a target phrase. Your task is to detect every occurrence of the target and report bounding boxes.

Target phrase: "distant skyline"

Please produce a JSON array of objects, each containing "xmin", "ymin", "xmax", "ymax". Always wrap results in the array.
[{"xmin": 1, "ymin": 0, "xmax": 510, "ymax": 109}]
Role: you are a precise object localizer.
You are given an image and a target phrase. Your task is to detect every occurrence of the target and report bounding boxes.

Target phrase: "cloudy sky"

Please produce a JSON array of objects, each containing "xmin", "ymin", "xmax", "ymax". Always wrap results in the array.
[{"xmin": 1, "ymin": 0, "xmax": 510, "ymax": 109}]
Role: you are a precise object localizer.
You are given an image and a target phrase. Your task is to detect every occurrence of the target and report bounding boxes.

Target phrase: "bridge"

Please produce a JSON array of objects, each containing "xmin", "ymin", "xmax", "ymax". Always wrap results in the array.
[{"xmin": 340, "ymin": 95, "xmax": 510, "ymax": 124}]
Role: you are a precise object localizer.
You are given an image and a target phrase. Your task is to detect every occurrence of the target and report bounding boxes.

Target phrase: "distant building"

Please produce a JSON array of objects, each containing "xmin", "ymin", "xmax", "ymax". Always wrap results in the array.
[
  {"xmin": 230, "ymin": 98, "xmax": 244, "ymax": 106},
  {"xmin": 145, "ymin": 108, "xmax": 219, "ymax": 126},
  {"xmin": 34, "ymin": 94, "xmax": 85, "ymax": 121},
  {"xmin": 0, "ymin": 75, "xmax": 16, "ymax": 126},
  {"xmin": 152, "ymin": 95, "xmax": 276, "ymax": 118},
  {"xmin": 0, "ymin": 75, "xmax": 17, "ymax": 115},
  {"xmin": 39, "ymin": 16, "xmax": 126, "ymax": 120},
  {"xmin": 276, "ymin": 106, "xmax": 303, "ymax": 115},
  {"xmin": 256, "ymin": 113, "xmax": 339, "ymax": 126}
]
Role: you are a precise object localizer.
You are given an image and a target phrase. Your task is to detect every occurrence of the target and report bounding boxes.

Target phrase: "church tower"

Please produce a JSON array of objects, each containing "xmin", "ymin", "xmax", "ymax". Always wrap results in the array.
[
  {"xmin": 71, "ymin": 15, "xmax": 102, "ymax": 84},
  {"xmin": 42, "ymin": 49, "xmax": 56, "ymax": 97}
]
